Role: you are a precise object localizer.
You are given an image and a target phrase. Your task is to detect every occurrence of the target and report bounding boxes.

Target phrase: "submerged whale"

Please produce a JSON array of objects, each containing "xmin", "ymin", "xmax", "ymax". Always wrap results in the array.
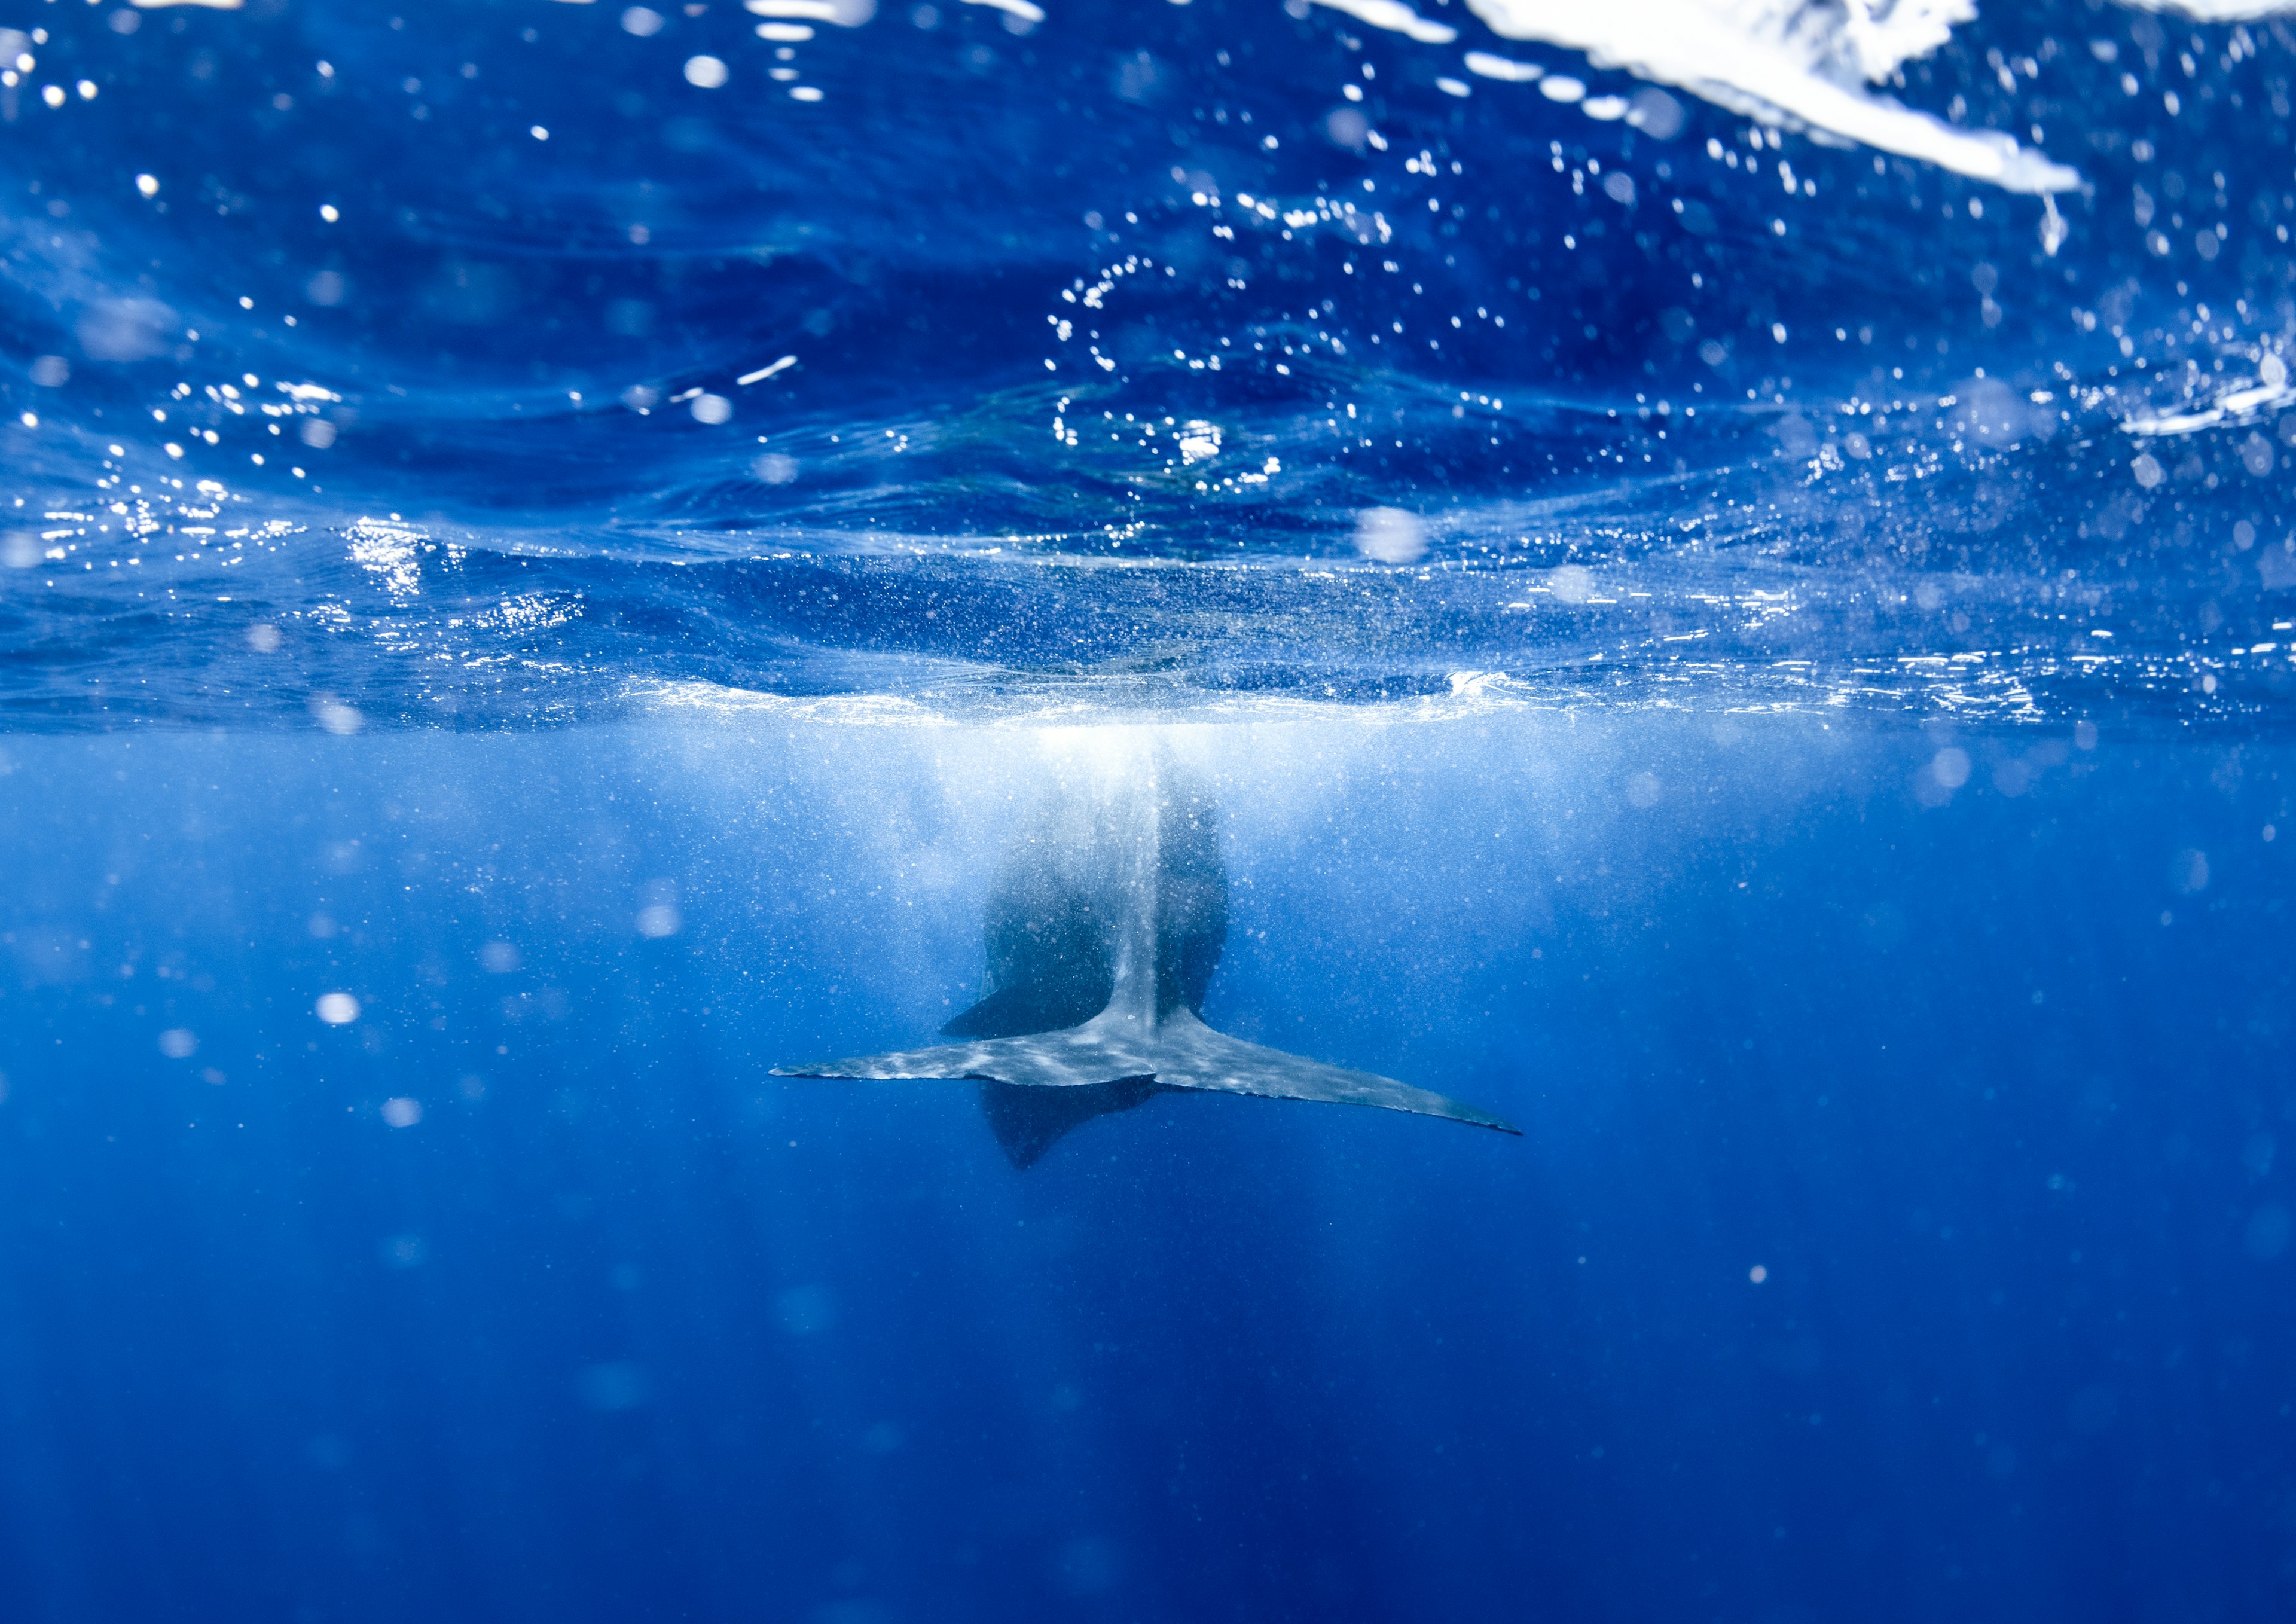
[{"xmin": 774, "ymin": 758, "xmax": 1519, "ymax": 1167}]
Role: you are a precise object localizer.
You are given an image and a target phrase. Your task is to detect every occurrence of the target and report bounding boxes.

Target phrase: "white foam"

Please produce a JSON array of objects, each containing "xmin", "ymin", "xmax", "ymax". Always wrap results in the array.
[
  {"xmin": 2121, "ymin": 364, "xmax": 2296, "ymax": 438},
  {"xmin": 744, "ymin": 0, "xmax": 874, "ymax": 22},
  {"xmin": 2118, "ymin": 0, "xmax": 2296, "ymax": 17},
  {"xmin": 1310, "ymin": 0, "xmax": 1458, "ymax": 44},
  {"xmin": 1463, "ymin": 0, "xmax": 2078, "ymax": 194},
  {"xmin": 1464, "ymin": 50, "xmax": 1544, "ymax": 81}
]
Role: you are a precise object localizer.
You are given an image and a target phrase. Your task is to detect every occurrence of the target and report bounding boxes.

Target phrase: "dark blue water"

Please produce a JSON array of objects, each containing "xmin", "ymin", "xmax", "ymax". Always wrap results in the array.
[
  {"xmin": 2, "ymin": 719, "xmax": 2292, "ymax": 1621},
  {"xmin": 4, "ymin": 0, "xmax": 2296, "ymax": 1619}
]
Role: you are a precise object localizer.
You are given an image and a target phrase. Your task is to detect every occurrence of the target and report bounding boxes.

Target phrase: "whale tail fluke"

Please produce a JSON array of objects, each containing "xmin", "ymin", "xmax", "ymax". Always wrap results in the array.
[{"xmin": 771, "ymin": 1005, "xmax": 1519, "ymax": 1167}]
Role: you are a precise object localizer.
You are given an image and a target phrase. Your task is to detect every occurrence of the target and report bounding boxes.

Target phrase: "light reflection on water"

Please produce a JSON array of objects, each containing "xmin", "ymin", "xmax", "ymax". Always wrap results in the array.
[{"xmin": 0, "ymin": 0, "xmax": 2288, "ymax": 729}]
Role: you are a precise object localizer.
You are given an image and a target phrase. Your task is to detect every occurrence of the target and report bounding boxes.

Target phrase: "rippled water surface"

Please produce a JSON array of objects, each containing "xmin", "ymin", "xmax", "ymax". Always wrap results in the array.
[{"xmin": 3, "ymin": 0, "xmax": 2293, "ymax": 724}]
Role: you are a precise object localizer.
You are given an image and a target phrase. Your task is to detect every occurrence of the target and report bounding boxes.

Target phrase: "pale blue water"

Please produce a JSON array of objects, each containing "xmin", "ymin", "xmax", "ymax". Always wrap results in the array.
[{"xmin": 2, "ymin": 1, "xmax": 2294, "ymax": 1619}]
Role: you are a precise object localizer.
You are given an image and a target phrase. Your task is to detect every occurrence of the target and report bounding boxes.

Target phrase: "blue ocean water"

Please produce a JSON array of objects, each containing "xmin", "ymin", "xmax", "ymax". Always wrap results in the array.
[{"xmin": 2, "ymin": 0, "xmax": 2295, "ymax": 1618}]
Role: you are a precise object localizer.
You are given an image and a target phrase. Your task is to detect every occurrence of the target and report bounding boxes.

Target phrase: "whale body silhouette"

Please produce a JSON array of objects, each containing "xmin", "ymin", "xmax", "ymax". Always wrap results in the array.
[{"xmin": 774, "ymin": 758, "xmax": 1519, "ymax": 1167}]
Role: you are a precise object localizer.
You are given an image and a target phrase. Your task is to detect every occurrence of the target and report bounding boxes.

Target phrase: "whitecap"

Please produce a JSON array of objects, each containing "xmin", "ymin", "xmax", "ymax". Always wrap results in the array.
[
  {"xmin": 1463, "ymin": 0, "xmax": 2078, "ymax": 194},
  {"xmin": 1308, "ymin": 0, "xmax": 1458, "ymax": 44}
]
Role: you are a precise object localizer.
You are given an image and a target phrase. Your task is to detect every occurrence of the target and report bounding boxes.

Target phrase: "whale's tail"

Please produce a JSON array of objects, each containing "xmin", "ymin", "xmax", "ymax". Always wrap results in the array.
[
  {"xmin": 772, "ymin": 749, "xmax": 1518, "ymax": 1167},
  {"xmin": 771, "ymin": 1002, "xmax": 1519, "ymax": 1168}
]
